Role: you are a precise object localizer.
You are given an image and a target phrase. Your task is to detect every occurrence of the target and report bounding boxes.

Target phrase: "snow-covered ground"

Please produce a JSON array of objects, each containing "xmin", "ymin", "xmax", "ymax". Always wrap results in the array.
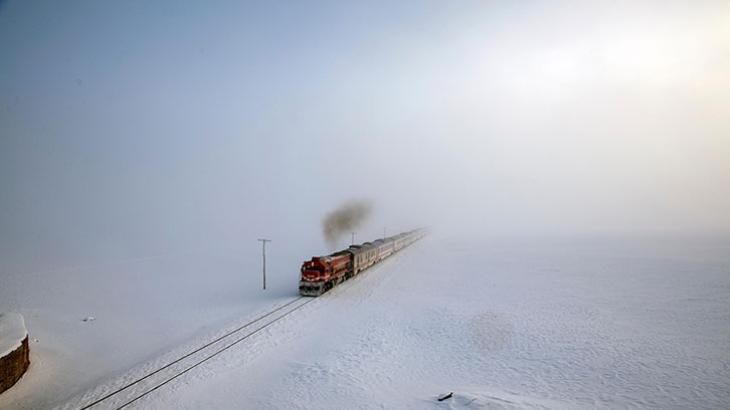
[
  {"xmin": 0, "ymin": 245, "xmax": 311, "ymax": 409},
  {"xmin": 3, "ymin": 234, "xmax": 730, "ymax": 409},
  {"xmin": 129, "ymin": 235, "xmax": 730, "ymax": 409}
]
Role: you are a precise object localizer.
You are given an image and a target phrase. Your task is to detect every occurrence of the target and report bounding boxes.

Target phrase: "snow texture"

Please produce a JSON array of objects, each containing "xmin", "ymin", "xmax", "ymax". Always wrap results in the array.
[
  {"xmin": 72, "ymin": 235, "xmax": 730, "ymax": 409},
  {"xmin": 3, "ymin": 235, "xmax": 730, "ymax": 409},
  {"xmin": 0, "ymin": 313, "xmax": 27, "ymax": 358},
  {"xmin": 0, "ymin": 247, "xmax": 308, "ymax": 409}
]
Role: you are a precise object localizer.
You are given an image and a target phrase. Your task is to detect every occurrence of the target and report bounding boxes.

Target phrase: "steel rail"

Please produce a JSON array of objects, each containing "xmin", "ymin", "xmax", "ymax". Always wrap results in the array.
[
  {"xmin": 79, "ymin": 296, "xmax": 305, "ymax": 409},
  {"xmin": 114, "ymin": 297, "xmax": 315, "ymax": 409}
]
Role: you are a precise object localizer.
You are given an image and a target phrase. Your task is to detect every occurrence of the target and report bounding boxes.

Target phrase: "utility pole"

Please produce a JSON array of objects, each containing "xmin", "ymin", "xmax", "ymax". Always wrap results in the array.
[
  {"xmin": 383, "ymin": 227, "xmax": 386, "ymax": 239},
  {"xmin": 351, "ymin": 232, "xmax": 356, "ymax": 245},
  {"xmin": 257, "ymin": 238, "xmax": 271, "ymax": 290}
]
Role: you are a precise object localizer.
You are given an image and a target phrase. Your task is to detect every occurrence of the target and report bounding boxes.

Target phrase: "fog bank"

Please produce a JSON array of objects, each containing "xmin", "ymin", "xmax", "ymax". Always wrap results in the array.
[{"xmin": 1, "ymin": 1, "xmax": 729, "ymax": 274}]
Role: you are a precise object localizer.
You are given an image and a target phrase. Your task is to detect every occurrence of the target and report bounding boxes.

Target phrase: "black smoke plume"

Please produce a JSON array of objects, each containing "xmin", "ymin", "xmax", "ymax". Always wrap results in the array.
[{"xmin": 322, "ymin": 200, "xmax": 373, "ymax": 248}]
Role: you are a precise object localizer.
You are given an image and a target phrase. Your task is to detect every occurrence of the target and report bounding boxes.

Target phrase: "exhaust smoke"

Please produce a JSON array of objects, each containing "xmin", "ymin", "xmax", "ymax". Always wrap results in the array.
[{"xmin": 322, "ymin": 200, "xmax": 373, "ymax": 248}]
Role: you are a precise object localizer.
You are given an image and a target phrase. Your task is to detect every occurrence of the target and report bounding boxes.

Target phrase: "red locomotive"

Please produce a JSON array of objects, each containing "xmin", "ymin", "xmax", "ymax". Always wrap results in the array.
[{"xmin": 299, "ymin": 229, "xmax": 426, "ymax": 296}]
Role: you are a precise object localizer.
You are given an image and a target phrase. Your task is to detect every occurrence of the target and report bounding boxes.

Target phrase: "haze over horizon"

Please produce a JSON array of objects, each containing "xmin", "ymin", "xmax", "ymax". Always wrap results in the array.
[{"xmin": 2, "ymin": 1, "xmax": 729, "ymax": 273}]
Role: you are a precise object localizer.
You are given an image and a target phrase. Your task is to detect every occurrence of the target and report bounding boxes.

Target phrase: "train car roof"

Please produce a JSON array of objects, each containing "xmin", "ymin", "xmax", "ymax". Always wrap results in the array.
[{"xmin": 347, "ymin": 245, "xmax": 367, "ymax": 255}]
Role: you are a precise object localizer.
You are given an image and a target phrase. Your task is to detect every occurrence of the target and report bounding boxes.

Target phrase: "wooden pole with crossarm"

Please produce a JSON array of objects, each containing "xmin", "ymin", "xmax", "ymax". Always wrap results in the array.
[{"xmin": 257, "ymin": 238, "xmax": 271, "ymax": 290}]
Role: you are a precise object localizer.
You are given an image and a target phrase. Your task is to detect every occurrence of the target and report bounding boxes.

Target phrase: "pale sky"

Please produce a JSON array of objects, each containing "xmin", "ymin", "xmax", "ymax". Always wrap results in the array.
[{"xmin": 1, "ymin": 1, "xmax": 729, "ymax": 272}]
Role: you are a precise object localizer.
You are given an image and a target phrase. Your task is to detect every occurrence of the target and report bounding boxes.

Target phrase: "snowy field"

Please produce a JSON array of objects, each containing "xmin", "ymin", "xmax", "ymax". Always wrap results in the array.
[
  {"xmin": 2, "ymin": 234, "xmax": 730, "ymax": 409},
  {"xmin": 0, "ymin": 244, "xmax": 312, "ymax": 409}
]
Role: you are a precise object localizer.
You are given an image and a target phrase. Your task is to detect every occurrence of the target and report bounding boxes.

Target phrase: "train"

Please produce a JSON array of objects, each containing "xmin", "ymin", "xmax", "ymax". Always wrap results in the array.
[{"xmin": 299, "ymin": 229, "xmax": 427, "ymax": 296}]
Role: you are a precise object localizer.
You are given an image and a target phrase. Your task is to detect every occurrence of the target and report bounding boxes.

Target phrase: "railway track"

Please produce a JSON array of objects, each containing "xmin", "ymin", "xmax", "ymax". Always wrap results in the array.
[
  {"xmin": 72, "ymin": 238, "xmax": 424, "ymax": 409},
  {"xmin": 78, "ymin": 296, "xmax": 314, "ymax": 410}
]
